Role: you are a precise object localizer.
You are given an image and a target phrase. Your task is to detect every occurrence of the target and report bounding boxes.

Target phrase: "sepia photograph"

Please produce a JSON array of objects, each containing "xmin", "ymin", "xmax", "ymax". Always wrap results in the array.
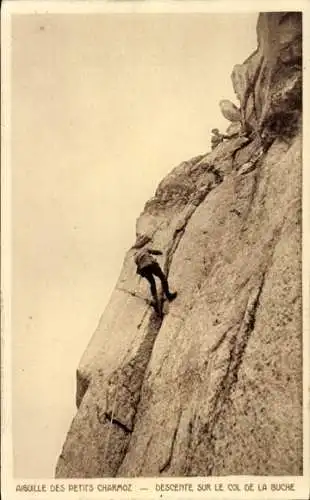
[{"xmin": 1, "ymin": 1, "xmax": 309, "ymax": 498}]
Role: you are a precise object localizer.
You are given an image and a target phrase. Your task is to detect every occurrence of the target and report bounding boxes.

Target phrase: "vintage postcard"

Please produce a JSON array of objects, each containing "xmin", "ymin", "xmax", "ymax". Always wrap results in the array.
[{"xmin": 1, "ymin": 0, "xmax": 309, "ymax": 499}]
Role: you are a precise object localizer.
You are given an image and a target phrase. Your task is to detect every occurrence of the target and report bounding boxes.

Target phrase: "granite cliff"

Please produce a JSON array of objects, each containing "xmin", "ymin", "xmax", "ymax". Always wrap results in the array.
[{"xmin": 56, "ymin": 12, "xmax": 302, "ymax": 477}]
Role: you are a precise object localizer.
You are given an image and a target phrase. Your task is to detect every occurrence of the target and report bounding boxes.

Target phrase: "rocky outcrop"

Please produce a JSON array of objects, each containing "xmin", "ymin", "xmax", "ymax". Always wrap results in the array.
[
  {"xmin": 56, "ymin": 12, "xmax": 302, "ymax": 477},
  {"xmin": 232, "ymin": 12, "xmax": 302, "ymax": 139},
  {"xmin": 219, "ymin": 100, "xmax": 242, "ymax": 123}
]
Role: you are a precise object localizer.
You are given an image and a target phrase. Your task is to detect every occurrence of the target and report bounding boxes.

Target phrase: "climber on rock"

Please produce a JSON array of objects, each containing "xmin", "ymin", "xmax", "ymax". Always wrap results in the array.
[
  {"xmin": 211, "ymin": 128, "xmax": 229, "ymax": 150},
  {"xmin": 132, "ymin": 244, "xmax": 177, "ymax": 314}
]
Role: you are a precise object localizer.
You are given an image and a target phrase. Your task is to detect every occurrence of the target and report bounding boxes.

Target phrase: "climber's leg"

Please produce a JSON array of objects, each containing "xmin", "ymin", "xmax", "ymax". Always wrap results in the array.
[
  {"xmin": 151, "ymin": 263, "xmax": 177, "ymax": 302},
  {"xmin": 140, "ymin": 267, "xmax": 161, "ymax": 313}
]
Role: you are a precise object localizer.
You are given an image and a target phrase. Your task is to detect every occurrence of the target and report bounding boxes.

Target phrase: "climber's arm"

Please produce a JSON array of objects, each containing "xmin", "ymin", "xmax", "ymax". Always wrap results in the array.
[{"xmin": 149, "ymin": 249, "xmax": 163, "ymax": 256}]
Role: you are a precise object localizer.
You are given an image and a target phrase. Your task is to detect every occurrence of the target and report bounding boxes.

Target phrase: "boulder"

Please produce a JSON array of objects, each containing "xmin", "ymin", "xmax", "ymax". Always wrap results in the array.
[{"xmin": 219, "ymin": 99, "xmax": 242, "ymax": 123}]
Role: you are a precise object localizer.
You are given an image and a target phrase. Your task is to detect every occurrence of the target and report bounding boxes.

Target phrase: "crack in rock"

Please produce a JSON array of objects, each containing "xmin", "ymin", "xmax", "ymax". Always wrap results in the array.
[
  {"xmin": 187, "ymin": 272, "xmax": 266, "ymax": 475},
  {"xmin": 104, "ymin": 412, "xmax": 133, "ymax": 434},
  {"xmin": 159, "ymin": 409, "xmax": 182, "ymax": 474}
]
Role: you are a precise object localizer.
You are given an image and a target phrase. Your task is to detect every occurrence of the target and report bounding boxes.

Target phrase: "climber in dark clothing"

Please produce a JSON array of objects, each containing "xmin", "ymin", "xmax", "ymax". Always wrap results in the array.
[
  {"xmin": 134, "ymin": 246, "xmax": 177, "ymax": 314},
  {"xmin": 211, "ymin": 128, "xmax": 229, "ymax": 149}
]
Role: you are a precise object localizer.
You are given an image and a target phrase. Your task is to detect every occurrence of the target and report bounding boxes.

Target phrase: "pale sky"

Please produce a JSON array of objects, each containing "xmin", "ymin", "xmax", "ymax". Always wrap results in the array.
[{"xmin": 11, "ymin": 12, "xmax": 258, "ymax": 477}]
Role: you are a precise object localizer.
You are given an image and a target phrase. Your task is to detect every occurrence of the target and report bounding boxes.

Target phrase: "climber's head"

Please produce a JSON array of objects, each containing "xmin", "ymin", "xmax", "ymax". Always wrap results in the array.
[{"xmin": 211, "ymin": 128, "xmax": 219, "ymax": 134}]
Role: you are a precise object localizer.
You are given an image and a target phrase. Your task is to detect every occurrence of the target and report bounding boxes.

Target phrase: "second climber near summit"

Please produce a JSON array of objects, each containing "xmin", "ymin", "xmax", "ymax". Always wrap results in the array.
[{"xmin": 134, "ymin": 245, "xmax": 177, "ymax": 314}]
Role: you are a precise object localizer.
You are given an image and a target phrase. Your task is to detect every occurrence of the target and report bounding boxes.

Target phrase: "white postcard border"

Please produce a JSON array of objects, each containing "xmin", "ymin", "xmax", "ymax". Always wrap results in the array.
[{"xmin": 1, "ymin": 1, "xmax": 309, "ymax": 499}]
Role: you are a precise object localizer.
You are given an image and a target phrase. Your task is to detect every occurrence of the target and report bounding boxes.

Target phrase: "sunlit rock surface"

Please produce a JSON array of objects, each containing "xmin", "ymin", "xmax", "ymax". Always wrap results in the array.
[{"xmin": 56, "ymin": 12, "xmax": 302, "ymax": 478}]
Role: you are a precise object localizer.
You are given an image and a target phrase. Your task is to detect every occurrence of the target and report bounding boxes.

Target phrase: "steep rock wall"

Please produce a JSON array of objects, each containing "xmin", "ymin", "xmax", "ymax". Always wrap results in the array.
[
  {"xmin": 232, "ymin": 12, "xmax": 302, "ymax": 138},
  {"xmin": 56, "ymin": 12, "xmax": 302, "ymax": 478}
]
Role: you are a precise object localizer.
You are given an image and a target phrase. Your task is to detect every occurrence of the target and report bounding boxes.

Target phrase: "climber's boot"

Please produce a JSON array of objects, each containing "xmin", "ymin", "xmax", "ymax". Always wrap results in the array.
[{"xmin": 166, "ymin": 291, "xmax": 177, "ymax": 302}]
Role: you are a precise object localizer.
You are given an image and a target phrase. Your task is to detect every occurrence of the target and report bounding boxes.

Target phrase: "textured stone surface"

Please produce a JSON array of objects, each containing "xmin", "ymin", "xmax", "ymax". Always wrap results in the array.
[
  {"xmin": 56, "ymin": 12, "xmax": 302, "ymax": 478},
  {"xmin": 219, "ymin": 99, "xmax": 241, "ymax": 122},
  {"xmin": 231, "ymin": 12, "xmax": 302, "ymax": 138}
]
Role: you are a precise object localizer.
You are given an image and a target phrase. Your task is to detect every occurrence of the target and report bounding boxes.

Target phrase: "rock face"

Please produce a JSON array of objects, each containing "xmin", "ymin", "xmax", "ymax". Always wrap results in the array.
[
  {"xmin": 232, "ymin": 12, "xmax": 302, "ymax": 138},
  {"xmin": 56, "ymin": 12, "xmax": 302, "ymax": 478}
]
